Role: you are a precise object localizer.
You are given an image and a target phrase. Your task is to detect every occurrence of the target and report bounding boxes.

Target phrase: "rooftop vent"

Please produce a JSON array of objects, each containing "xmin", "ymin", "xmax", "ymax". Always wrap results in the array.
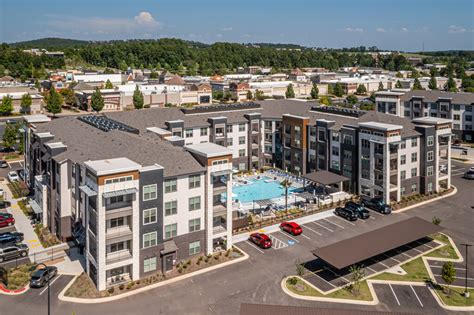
[
  {"xmin": 77, "ymin": 115, "xmax": 139, "ymax": 134},
  {"xmin": 180, "ymin": 102, "xmax": 261, "ymax": 114},
  {"xmin": 311, "ymin": 105, "xmax": 365, "ymax": 118}
]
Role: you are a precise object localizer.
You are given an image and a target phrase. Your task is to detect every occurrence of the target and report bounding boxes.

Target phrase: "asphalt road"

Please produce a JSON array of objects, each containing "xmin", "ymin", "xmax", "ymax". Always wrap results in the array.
[{"xmin": 1, "ymin": 160, "xmax": 473, "ymax": 315}]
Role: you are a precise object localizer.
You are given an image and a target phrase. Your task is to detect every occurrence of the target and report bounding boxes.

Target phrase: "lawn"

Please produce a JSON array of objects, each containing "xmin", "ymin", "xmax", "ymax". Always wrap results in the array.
[
  {"xmin": 371, "ymin": 257, "xmax": 431, "ymax": 282},
  {"xmin": 433, "ymin": 283, "xmax": 474, "ymax": 307},
  {"xmin": 286, "ymin": 277, "xmax": 373, "ymax": 301},
  {"xmin": 5, "ymin": 264, "xmax": 36, "ymax": 290},
  {"xmin": 425, "ymin": 234, "xmax": 459, "ymax": 260}
]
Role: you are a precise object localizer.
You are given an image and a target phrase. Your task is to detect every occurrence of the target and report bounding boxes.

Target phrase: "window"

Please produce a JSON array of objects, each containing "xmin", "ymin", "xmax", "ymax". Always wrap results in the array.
[
  {"xmin": 331, "ymin": 146, "xmax": 339, "ymax": 156},
  {"xmin": 401, "ymin": 187, "xmax": 406, "ymax": 195},
  {"xmin": 400, "ymin": 141, "xmax": 406, "ymax": 149},
  {"xmin": 427, "ymin": 182, "xmax": 433, "ymax": 193},
  {"xmin": 143, "ymin": 184, "xmax": 157, "ymax": 201},
  {"xmin": 411, "ymin": 152, "xmax": 417, "ymax": 162},
  {"xmin": 200, "ymin": 127, "xmax": 208, "ymax": 136},
  {"xmin": 239, "ymin": 149, "xmax": 245, "ymax": 157},
  {"xmin": 411, "ymin": 184, "xmax": 417, "ymax": 193},
  {"xmin": 189, "ymin": 218, "xmax": 201, "ymax": 232},
  {"xmin": 165, "ymin": 179, "xmax": 177, "ymax": 193},
  {"xmin": 411, "ymin": 138, "xmax": 417, "ymax": 147},
  {"xmin": 165, "ymin": 224, "xmax": 177, "ymax": 239},
  {"xmin": 239, "ymin": 123, "xmax": 245, "ymax": 132},
  {"xmin": 342, "ymin": 135, "xmax": 353, "ymax": 145},
  {"xmin": 189, "ymin": 196, "xmax": 201, "ymax": 211},
  {"xmin": 239, "ymin": 136, "xmax": 245, "ymax": 145},
  {"xmin": 466, "ymin": 105, "xmax": 473, "ymax": 112},
  {"xmin": 143, "ymin": 208, "xmax": 157, "ymax": 225},
  {"xmin": 189, "ymin": 175, "xmax": 201, "ymax": 189},
  {"xmin": 212, "ymin": 159, "xmax": 227, "ymax": 165},
  {"xmin": 332, "ymin": 132, "xmax": 340, "ymax": 142},
  {"xmin": 105, "ymin": 176, "xmax": 133, "ymax": 184},
  {"xmin": 227, "ymin": 138, "xmax": 233, "ymax": 146},
  {"xmin": 427, "ymin": 166, "xmax": 434, "ymax": 176},
  {"xmin": 239, "ymin": 163, "xmax": 246, "ymax": 171},
  {"xmin": 453, "ymin": 104, "xmax": 460, "ymax": 111},
  {"xmin": 427, "ymin": 136, "xmax": 434, "ymax": 146},
  {"xmin": 400, "ymin": 170, "xmax": 406, "ymax": 180},
  {"xmin": 110, "ymin": 242, "xmax": 125, "ymax": 252},
  {"xmin": 331, "ymin": 160, "xmax": 340, "ymax": 171},
  {"xmin": 165, "ymin": 200, "xmax": 177, "ymax": 216},
  {"xmin": 467, "ymin": 115, "xmax": 472, "ymax": 122},
  {"xmin": 189, "ymin": 241, "xmax": 201, "ymax": 255},
  {"xmin": 411, "ymin": 168, "xmax": 417, "ymax": 177},
  {"xmin": 143, "ymin": 232, "xmax": 157, "ymax": 248},
  {"xmin": 226, "ymin": 125, "xmax": 233, "ymax": 133},
  {"xmin": 453, "ymin": 124, "xmax": 460, "ymax": 130},
  {"xmin": 185, "ymin": 129, "xmax": 193, "ymax": 138},
  {"xmin": 453, "ymin": 114, "xmax": 460, "ymax": 121},
  {"xmin": 110, "ymin": 217, "xmax": 124, "ymax": 228},
  {"xmin": 143, "ymin": 257, "xmax": 157, "ymax": 272},
  {"xmin": 400, "ymin": 155, "xmax": 406, "ymax": 165},
  {"xmin": 427, "ymin": 151, "xmax": 434, "ymax": 162}
]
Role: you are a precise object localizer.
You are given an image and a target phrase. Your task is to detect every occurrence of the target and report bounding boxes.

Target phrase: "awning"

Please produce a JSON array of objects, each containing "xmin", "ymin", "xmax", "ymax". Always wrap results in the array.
[
  {"xmin": 161, "ymin": 240, "xmax": 178, "ymax": 255},
  {"xmin": 312, "ymin": 217, "xmax": 442, "ymax": 270},
  {"xmin": 103, "ymin": 188, "xmax": 137, "ymax": 198},
  {"xmin": 29, "ymin": 200, "xmax": 42, "ymax": 214},
  {"xmin": 302, "ymin": 171, "xmax": 349, "ymax": 186},
  {"xmin": 254, "ymin": 199, "xmax": 275, "ymax": 208},
  {"xmin": 212, "ymin": 170, "xmax": 232, "ymax": 177},
  {"xmin": 79, "ymin": 185, "xmax": 98, "ymax": 197}
]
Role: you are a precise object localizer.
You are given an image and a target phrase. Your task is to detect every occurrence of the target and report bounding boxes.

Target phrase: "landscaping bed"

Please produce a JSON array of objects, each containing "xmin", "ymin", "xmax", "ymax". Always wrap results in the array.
[
  {"xmin": 34, "ymin": 223, "xmax": 61, "ymax": 248},
  {"xmin": 391, "ymin": 188, "xmax": 454, "ymax": 211},
  {"xmin": 432, "ymin": 283, "xmax": 474, "ymax": 307},
  {"xmin": 4, "ymin": 264, "xmax": 36, "ymax": 291},
  {"xmin": 65, "ymin": 247, "xmax": 244, "ymax": 298},
  {"xmin": 7, "ymin": 181, "xmax": 29, "ymax": 199}
]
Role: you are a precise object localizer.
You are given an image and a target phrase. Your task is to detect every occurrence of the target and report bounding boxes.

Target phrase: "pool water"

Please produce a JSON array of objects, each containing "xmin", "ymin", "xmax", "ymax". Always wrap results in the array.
[{"xmin": 232, "ymin": 177, "xmax": 299, "ymax": 203}]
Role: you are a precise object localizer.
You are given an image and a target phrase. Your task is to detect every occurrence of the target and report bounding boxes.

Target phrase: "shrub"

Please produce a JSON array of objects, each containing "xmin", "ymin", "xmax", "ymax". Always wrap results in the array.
[
  {"xmin": 178, "ymin": 267, "xmax": 183, "ymax": 273},
  {"xmin": 186, "ymin": 260, "xmax": 191, "ymax": 265},
  {"xmin": 107, "ymin": 287, "xmax": 115, "ymax": 294},
  {"xmin": 213, "ymin": 255, "xmax": 219, "ymax": 260},
  {"xmin": 204, "ymin": 258, "xmax": 209, "ymax": 263},
  {"xmin": 288, "ymin": 277, "xmax": 298, "ymax": 286},
  {"xmin": 198, "ymin": 256, "xmax": 204, "ymax": 261},
  {"xmin": 119, "ymin": 284, "xmax": 125, "ymax": 290}
]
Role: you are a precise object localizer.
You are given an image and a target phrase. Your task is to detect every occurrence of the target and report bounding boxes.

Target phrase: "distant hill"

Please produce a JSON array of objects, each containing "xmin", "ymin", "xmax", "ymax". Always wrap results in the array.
[{"xmin": 10, "ymin": 37, "xmax": 90, "ymax": 49}]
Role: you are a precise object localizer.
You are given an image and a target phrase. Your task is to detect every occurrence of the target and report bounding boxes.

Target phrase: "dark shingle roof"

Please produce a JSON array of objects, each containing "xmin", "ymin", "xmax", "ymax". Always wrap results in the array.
[{"xmin": 400, "ymin": 90, "xmax": 474, "ymax": 105}]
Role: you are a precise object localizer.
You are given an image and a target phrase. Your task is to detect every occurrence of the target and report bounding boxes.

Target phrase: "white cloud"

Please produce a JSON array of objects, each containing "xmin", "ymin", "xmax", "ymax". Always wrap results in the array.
[
  {"xmin": 448, "ymin": 25, "xmax": 466, "ymax": 34},
  {"xmin": 221, "ymin": 27, "xmax": 233, "ymax": 32},
  {"xmin": 344, "ymin": 27, "xmax": 363, "ymax": 33},
  {"xmin": 401, "ymin": 27, "xmax": 408, "ymax": 32},
  {"xmin": 216, "ymin": 33, "xmax": 223, "ymax": 38},
  {"xmin": 134, "ymin": 12, "xmax": 159, "ymax": 27},
  {"xmin": 376, "ymin": 27, "xmax": 386, "ymax": 33}
]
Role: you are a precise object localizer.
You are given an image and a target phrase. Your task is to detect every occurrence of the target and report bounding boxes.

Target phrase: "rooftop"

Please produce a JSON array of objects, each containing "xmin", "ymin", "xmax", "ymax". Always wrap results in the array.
[
  {"xmin": 400, "ymin": 90, "xmax": 474, "ymax": 105},
  {"xmin": 185, "ymin": 142, "xmax": 233, "ymax": 158},
  {"xmin": 24, "ymin": 115, "xmax": 51, "ymax": 124},
  {"xmin": 84, "ymin": 157, "xmax": 141, "ymax": 176},
  {"xmin": 359, "ymin": 121, "xmax": 403, "ymax": 131},
  {"xmin": 413, "ymin": 117, "xmax": 453, "ymax": 125}
]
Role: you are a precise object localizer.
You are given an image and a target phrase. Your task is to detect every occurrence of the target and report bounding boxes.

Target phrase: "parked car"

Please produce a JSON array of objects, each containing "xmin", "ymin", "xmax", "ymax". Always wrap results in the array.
[
  {"xmin": 360, "ymin": 196, "xmax": 392, "ymax": 214},
  {"xmin": 280, "ymin": 221, "xmax": 303, "ymax": 235},
  {"xmin": 0, "ymin": 160, "xmax": 8, "ymax": 168},
  {"xmin": 7, "ymin": 171, "xmax": 19, "ymax": 182},
  {"xmin": 464, "ymin": 170, "xmax": 474, "ymax": 180},
  {"xmin": 0, "ymin": 244, "xmax": 29, "ymax": 262},
  {"xmin": 0, "ymin": 232, "xmax": 23, "ymax": 243},
  {"xmin": 30, "ymin": 266, "xmax": 58, "ymax": 288},
  {"xmin": 249, "ymin": 232, "xmax": 272, "ymax": 249},
  {"xmin": 334, "ymin": 207, "xmax": 358, "ymax": 221},
  {"xmin": 18, "ymin": 170, "xmax": 25, "ymax": 181},
  {"xmin": 0, "ymin": 213, "xmax": 15, "ymax": 228},
  {"xmin": 344, "ymin": 201, "xmax": 370, "ymax": 219}
]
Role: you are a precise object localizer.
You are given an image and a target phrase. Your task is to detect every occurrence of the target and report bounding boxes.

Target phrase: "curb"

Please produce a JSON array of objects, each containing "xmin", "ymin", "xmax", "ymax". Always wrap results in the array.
[
  {"xmin": 58, "ymin": 247, "xmax": 249, "ymax": 304},
  {"xmin": 393, "ymin": 186, "xmax": 457, "ymax": 213},
  {"xmin": 0, "ymin": 283, "xmax": 30, "ymax": 295}
]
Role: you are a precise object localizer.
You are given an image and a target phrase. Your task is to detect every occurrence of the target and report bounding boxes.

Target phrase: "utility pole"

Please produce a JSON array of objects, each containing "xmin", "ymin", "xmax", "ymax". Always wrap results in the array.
[{"xmin": 460, "ymin": 243, "xmax": 472, "ymax": 298}]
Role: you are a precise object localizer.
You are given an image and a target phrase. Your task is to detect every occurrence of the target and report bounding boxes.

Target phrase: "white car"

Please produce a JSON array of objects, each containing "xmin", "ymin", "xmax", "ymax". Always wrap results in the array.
[{"xmin": 7, "ymin": 171, "xmax": 19, "ymax": 182}]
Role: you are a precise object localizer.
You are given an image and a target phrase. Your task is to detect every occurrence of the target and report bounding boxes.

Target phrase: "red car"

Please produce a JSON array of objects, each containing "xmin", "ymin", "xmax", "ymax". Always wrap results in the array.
[
  {"xmin": 249, "ymin": 233, "xmax": 272, "ymax": 249},
  {"xmin": 0, "ymin": 214, "xmax": 14, "ymax": 228},
  {"xmin": 280, "ymin": 222, "xmax": 303, "ymax": 235}
]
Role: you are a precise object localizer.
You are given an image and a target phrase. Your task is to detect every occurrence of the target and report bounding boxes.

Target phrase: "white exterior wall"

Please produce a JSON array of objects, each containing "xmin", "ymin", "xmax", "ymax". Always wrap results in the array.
[
  {"xmin": 229, "ymin": 123, "xmax": 248, "ymax": 159},
  {"xmin": 184, "ymin": 127, "xmax": 210, "ymax": 145}
]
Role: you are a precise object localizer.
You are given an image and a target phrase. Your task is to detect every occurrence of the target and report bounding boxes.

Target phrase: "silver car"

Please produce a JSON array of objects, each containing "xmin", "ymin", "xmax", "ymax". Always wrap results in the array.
[{"xmin": 464, "ymin": 171, "xmax": 474, "ymax": 180}]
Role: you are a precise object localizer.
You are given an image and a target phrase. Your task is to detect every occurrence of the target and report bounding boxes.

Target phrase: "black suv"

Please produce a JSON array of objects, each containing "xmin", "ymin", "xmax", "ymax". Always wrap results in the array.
[
  {"xmin": 360, "ymin": 196, "xmax": 392, "ymax": 214},
  {"xmin": 0, "ymin": 244, "xmax": 29, "ymax": 262},
  {"xmin": 345, "ymin": 201, "xmax": 370, "ymax": 219},
  {"xmin": 334, "ymin": 207, "xmax": 358, "ymax": 221},
  {"xmin": 0, "ymin": 232, "xmax": 24, "ymax": 248}
]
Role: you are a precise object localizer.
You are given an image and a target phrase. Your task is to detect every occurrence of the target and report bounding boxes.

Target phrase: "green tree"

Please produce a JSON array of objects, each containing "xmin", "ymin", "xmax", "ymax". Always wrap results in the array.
[
  {"xmin": 104, "ymin": 79, "xmax": 114, "ymax": 89},
  {"xmin": 246, "ymin": 90, "xmax": 253, "ymax": 100},
  {"xmin": 0, "ymin": 95, "xmax": 14, "ymax": 116},
  {"xmin": 411, "ymin": 69, "xmax": 420, "ymax": 79},
  {"xmin": 441, "ymin": 261, "xmax": 456, "ymax": 295},
  {"xmin": 378, "ymin": 81, "xmax": 384, "ymax": 91},
  {"xmin": 349, "ymin": 265, "xmax": 365, "ymax": 296},
  {"xmin": 285, "ymin": 84, "xmax": 295, "ymax": 98},
  {"xmin": 90, "ymin": 88, "xmax": 105, "ymax": 112},
  {"xmin": 45, "ymin": 88, "xmax": 63, "ymax": 116},
  {"xmin": 395, "ymin": 71, "xmax": 403, "ymax": 78},
  {"xmin": 34, "ymin": 79, "xmax": 41, "ymax": 90},
  {"xmin": 327, "ymin": 84, "xmax": 334, "ymax": 95},
  {"xmin": 395, "ymin": 80, "xmax": 403, "ymax": 88},
  {"xmin": 428, "ymin": 76, "xmax": 438, "ymax": 90},
  {"xmin": 133, "ymin": 85, "xmax": 144, "ymax": 109},
  {"xmin": 310, "ymin": 84, "xmax": 319, "ymax": 99},
  {"xmin": 346, "ymin": 94, "xmax": 358, "ymax": 104},
  {"xmin": 60, "ymin": 88, "xmax": 76, "ymax": 105},
  {"xmin": 280, "ymin": 179, "xmax": 293, "ymax": 212},
  {"xmin": 412, "ymin": 78, "xmax": 423, "ymax": 90},
  {"xmin": 356, "ymin": 84, "xmax": 367, "ymax": 94},
  {"xmin": 334, "ymin": 83, "xmax": 344, "ymax": 97},
  {"xmin": 432, "ymin": 216, "xmax": 442, "ymax": 225},
  {"xmin": 212, "ymin": 90, "xmax": 224, "ymax": 101},
  {"xmin": 445, "ymin": 77, "xmax": 458, "ymax": 92},
  {"xmin": 255, "ymin": 89, "xmax": 265, "ymax": 100},
  {"xmin": 319, "ymin": 96, "xmax": 332, "ymax": 106},
  {"xmin": 2, "ymin": 122, "xmax": 17, "ymax": 149},
  {"xmin": 20, "ymin": 93, "xmax": 32, "ymax": 114}
]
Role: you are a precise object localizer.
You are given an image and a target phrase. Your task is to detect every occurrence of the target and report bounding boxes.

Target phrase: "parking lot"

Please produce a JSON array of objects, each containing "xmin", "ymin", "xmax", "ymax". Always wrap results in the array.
[
  {"xmin": 236, "ymin": 208, "xmax": 441, "ymax": 292},
  {"xmin": 428, "ymin": 260, "xmax": 474, "ymax": 288}
]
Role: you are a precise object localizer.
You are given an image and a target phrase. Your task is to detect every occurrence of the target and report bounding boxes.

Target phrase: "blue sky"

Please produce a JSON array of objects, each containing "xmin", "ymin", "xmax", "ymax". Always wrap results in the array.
[{"xmin": 1, "ymin": 0, "xmax": 473, "ymax": 51}]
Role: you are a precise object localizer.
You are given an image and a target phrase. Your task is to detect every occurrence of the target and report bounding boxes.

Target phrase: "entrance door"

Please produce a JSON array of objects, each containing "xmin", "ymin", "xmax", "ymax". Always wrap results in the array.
[{"xmin": 164, "ymin": 255, "xmax": 173, "ymax": 272}]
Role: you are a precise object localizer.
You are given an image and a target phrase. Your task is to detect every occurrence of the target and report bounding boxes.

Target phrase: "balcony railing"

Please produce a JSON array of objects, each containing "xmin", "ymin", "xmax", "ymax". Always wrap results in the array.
[
  {"xmin": 106, "ymin": 225, "xmax": 132, "ymax": 241},
  {"xmin": 106, "ymin": 250, "xmax": 132, "ymax": 264}
]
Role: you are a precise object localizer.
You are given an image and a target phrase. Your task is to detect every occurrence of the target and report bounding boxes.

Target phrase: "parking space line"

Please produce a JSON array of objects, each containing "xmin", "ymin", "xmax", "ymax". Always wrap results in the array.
[
  {"xmin": 370, "ymin": 210, "xmax": 384, "ymax": 217},
  {"xmin": 410, "ymin": 285, "xmax": 424, "ymax": 307},
  {"xmin": 246, "ymin": 241, "xmax": 264, "ymax": 254},
  {"xmin": 302, "ymin": 224, "xmax": 322, "ymax": 236},
  {"xmin": 369, "ymin": 216, "xmax": 376, "ymax": 220},
  {"xmin": 325, "ymin": 267, "xmax": 350, "ymax": 283},
  {"xmin": 383, "ymin": 253, "xmax": 401, "ymax": 263},
  {"xmin": 366, "ymin": 266, "xmax": 377, "ymax": 273},
  {"xmin": 332, "ymin": 215, "xmax": 356, "ymax": 226},
  {"xmin": 397, "ymin": 250, "xmax": 412, "ymax": 258},
  {"xmin": 277, "ymin": 231, "xmax": 299, "ymax": 243},
  {"xmin": 373, "ymin": 258, "xmax": 389, "ymax": 268},
  {"xmin": 300, "ymin": 233, "xmax": 311, "ymax": 240},
  {"xmin": 417, "ymin": 241, "xmax": 433, "ymax": 249},
  {"xmin": 39, "ymin": 275, "xmax": 61, "ymax": 295},
  {"xmin": 430, "ymin": 265, "xmax": 467, "ymax": 271},
  {"xmin": 405, "ymin": 244, "xmax": 423, "ymax": 253},
  {"xmin": 312, "ymin": 221, "xmax": 334, "ymax": 232},
  {"xmin": 435, "ymin": 274, "xmax": 474, "ymax": 281},
  {"xmin": 389, "ymin": 284, "xmax": 401, "ymax": 306},
  {"xmin": 308, "ymin": 271, "xmax": 337, "ymax": 288},
  {"xmin": 323, "ymin": 218, "xmax": 344, "ymax": 229}
]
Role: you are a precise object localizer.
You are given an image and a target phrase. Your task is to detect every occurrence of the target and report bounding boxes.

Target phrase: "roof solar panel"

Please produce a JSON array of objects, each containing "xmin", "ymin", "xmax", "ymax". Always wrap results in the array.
[{"xmin": 77, "ymin": 115, "xmax": 139, "ymax": 134}]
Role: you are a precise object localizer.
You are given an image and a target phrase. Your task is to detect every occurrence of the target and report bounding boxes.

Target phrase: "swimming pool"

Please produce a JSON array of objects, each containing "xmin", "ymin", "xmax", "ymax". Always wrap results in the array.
[{"xmin": 232, "ymin": 176, "xmax": 300, "ymax": 203}]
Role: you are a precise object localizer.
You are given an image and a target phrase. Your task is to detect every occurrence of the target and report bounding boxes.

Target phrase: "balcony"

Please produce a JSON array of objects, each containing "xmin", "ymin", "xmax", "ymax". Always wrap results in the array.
[
  {"xmin": 106, "ymin": 225, "xmax": 133, "ymax": 243},
  {"xmin": 251, "ymin": 142, "xmax": 259, "ymax": 149},
  {"xmin": 106, "ymin": 250, "xmax": 132, "ymax": 264},
  {"xmin": 213, "ymin": 180, "xmax": 227, "ymax": 192},
  {"xmin": 106, "ymin": 203, "xmax": 133, "ymax": 218},
  {"xmin": 374, "ymin": 180, "xmax": 384, "ymax": 188},
  {"xmin": 251, "ymin": 156, "xmax": 259, "ymax": 162}
]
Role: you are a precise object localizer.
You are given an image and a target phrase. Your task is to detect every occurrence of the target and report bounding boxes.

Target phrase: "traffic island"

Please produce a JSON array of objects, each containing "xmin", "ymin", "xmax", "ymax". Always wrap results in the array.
[{"xmin": 0, "ymin": 264, "xmax": 35, "ymax": 295}]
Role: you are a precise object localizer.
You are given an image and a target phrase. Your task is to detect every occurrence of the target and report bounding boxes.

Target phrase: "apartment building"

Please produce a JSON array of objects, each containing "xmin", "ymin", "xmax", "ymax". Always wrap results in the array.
[
  {"xmin": 23, "ymin": 99, "xmax": 452, "ymax": 289},
  {"xmin": 375, "ymin": 90, "xmax": 474, "ymax": 142}
]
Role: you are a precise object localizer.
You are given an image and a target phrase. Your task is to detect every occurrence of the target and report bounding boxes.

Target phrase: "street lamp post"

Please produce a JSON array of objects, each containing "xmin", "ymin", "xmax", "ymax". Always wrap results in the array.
[
  {"xmin": 460, "ymin": 243, "xmax": 472, "ymax": 298},
  {"xmin": 36, "ymin": 263, "xmax": 51, "ymax": 315}
]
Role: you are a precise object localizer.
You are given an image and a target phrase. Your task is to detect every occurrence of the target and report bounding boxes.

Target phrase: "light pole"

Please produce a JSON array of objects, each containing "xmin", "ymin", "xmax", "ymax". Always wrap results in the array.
[
  {"xmin": 36, "ymin": 263, "xmax": 51, "ymax": 315},
  {"xmin": 460, "ymin": 243, "xmax": 472, "ymax": 298}
]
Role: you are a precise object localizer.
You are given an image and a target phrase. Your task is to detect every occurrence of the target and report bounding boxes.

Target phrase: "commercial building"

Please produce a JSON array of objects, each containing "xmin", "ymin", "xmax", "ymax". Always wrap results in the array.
[
  {"xmin": 0, "ymin": 86, "xmax": 43, "ymax": 114},
  {"xmin": 23, "ymin": 99, "xmax": 452, "ymax": 290}
]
